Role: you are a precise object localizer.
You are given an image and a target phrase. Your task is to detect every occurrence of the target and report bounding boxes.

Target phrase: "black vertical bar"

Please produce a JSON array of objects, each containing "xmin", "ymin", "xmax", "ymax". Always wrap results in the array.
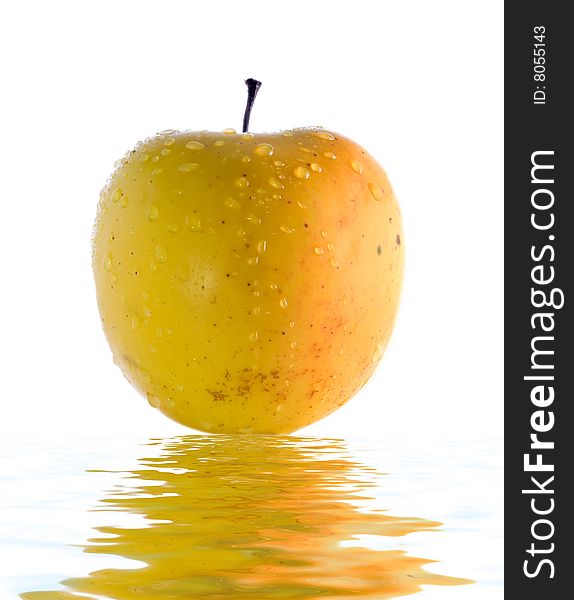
[{"xmin": 505, "ymin": 1, "xmax": 573, "ymax": 596}]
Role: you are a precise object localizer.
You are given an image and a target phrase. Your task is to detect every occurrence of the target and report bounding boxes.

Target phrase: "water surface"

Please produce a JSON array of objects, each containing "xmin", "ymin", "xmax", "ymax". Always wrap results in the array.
[{"xmin": 0, "ymin": 434, "xmax": 502, "ymax": 599}]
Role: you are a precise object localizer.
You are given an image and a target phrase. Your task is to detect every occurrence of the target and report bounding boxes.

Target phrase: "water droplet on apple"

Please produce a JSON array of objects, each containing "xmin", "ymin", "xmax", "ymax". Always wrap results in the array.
[
  {"xmin": 137, "ymin": 367, "xmax": 152, "ymax": 384},
  {"xmin": 279, "ymin": 297, "xmax": 288, "ymax": 308},
  {"xmin": 294, "ymin": 166, "xmax": 310, "ymax": 179},
  {"xmin": 279, "ymin": 225, "xmax": 293, "ymax": 234},
  {"xmin": 314, "ymin": 247, "xmax": 325, "ymax": 255},
  {"xmin": 139, "ymin": 153, "xmax": 150, "ymax": 162},
  {"xmin": 242, "ymin": 155, "xmax": 251, "ymax": 163},
  {"xmin": 103, "ymin": 253, "xmax": 113, "ymax": 272},
  {"xmin": 185, "ymin": 213, "xmax": 201, "ymax": 231},
  {"xmin": 372, "ymin": 342, "xmax": 385, "ymax": 363},
  {"xmin": 146, "ymin": 393, "xmax": 162, "ymax": 408},
  {"xmin": 131, "ymin": 314, "xmax": 141, "ymax": 330},
  {"xmin": 223, "ymin": 128, "xmax": 236, "ymax": 135},
  {"xmin": 324, "ymin": 151, "xmax": 337, "ymax": 159},
  {"xmin": 224, "ymin": 197, "xmax": 241, "ymax": 209},
  {"xmin": 268, "ymin": 177, "xmax": 284, "ymax": 189},
  {"xmin": 178, "ymin": 163, "xmax": 200, "ymax": 173},
  {"xmin": 155, "ymin": 244, "xmax": 167, "ymax": 263},
  {"xmin": 111, "ymin": 188, "xmax": 123, "ymax": 203},
  {"xmin": 368, "ymin": 182, "xmax": 384, "ymax": 201},
  {"xmin": 168, "ymin": 223, "xmax": 180, "ymax": 233},
  {"xmin": 257, "ymin": 239, "xmax": 267, "ymax": 253},
  {"xmin": 249, "ymin": 331, "xmax": 259, "ymax": 342},
  {"xmin": 289, "ymin": 320, "xmax": 295, "ymax": 328},
  {"xmin": 314, "ymin": 131, "xmax": 336, "ymax": 141},
  {"xmin": 214, "ymin": 140, "xmax": 225, "ymax": 147},
  {"xmin": 242, "ymin": 132, "xmax": 254, "ymax": 140},
  {"xmin": 160, "ymin": 148, "xmax": 171, "ymax": 157},
  {"xmin": 321, "ymin": 230, "xmax": 328, "ymax": 239},
  {"xmin": 290, "ymin": 341, "xmax": 297, "ymax": 349},
  {"xmin": 185, "ymin": 140, "xmax": 206, "ymax": 150},
  {"xmin": 252, "ymin": 306, "xmax": 261, "ymax": 316},
  {"xmin": 282, "ymin": 130, "xmax": 294, "ymax": 137},
  {"xmin": 151, "ymin": 167, "xmax": 164, "ymax": 176},
  {"xmin": 246, "ymin": 214, "xmax": 261, "ymax": 225},
  {"xmin": 164, "ymin": 137, "xmax": 176, "ymax": 146},
  {"xmin": 148, "ymin": 204, "xmax": 159, "ymax": 221},
  {"xmin": 310, "ymin": 162, "xmax": 322, "ymax": 173},
  {"xmin": 247, "ymin": 256, "xmax": 259, "ymax": 265},
  {"xmin": 273, "ymin": 160, "xmax": 285, "ymax": 167},
  {"xmin": 234, "ymin": 176, "xmax": 250, "ymax": 188},
  {"xmin": 350, "ymin": 159, "xmax": 363, "ymax": 174},
  {"xmin": 255, "ymin": 143, "xmax": 274, "ymax": 157},
  {"xmin": 118, "ymin": 194, "xmax": 129, "ymax": 208},
  {"xmin": 330, "ymin": 257, "xmax": 339, "ymax": 268}
]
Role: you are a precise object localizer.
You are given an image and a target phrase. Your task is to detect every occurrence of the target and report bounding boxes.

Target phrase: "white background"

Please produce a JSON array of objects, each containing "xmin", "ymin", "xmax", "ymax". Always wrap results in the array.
[{"xmin": 0, "ymin": 0, "xmax": 503, "ymax": 440}]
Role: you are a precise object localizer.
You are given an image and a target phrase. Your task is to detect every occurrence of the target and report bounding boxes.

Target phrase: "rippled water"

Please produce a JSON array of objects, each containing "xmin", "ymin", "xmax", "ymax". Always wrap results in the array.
[{"xmin": 0, "ymin": 434, "xmax": 502, "ymax": 599}]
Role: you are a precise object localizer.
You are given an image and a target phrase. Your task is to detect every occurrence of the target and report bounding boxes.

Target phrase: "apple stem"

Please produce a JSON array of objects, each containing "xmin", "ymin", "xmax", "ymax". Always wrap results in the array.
[{"xmin": 242, "ymin": 78, "xmax": 262, "ymax": 133}]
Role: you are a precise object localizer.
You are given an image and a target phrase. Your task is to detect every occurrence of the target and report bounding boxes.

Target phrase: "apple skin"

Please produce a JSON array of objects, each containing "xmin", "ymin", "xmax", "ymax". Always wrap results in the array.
[{"xmin": 92, "ymin": 128, "xmax": 403, "ymax": 433}]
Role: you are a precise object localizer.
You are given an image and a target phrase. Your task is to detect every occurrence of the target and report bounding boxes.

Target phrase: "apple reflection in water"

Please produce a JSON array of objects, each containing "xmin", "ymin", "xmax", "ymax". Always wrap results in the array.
[{"xmin": 21, "ymin": 436, "xmax": 470, "ymax": 599}]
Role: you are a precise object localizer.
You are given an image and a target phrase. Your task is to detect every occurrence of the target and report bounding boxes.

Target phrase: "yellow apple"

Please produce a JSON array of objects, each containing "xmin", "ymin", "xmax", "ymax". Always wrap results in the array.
[{"xmin": 92, "ymin": 85, "xmax": 403, "ymax": 433}]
